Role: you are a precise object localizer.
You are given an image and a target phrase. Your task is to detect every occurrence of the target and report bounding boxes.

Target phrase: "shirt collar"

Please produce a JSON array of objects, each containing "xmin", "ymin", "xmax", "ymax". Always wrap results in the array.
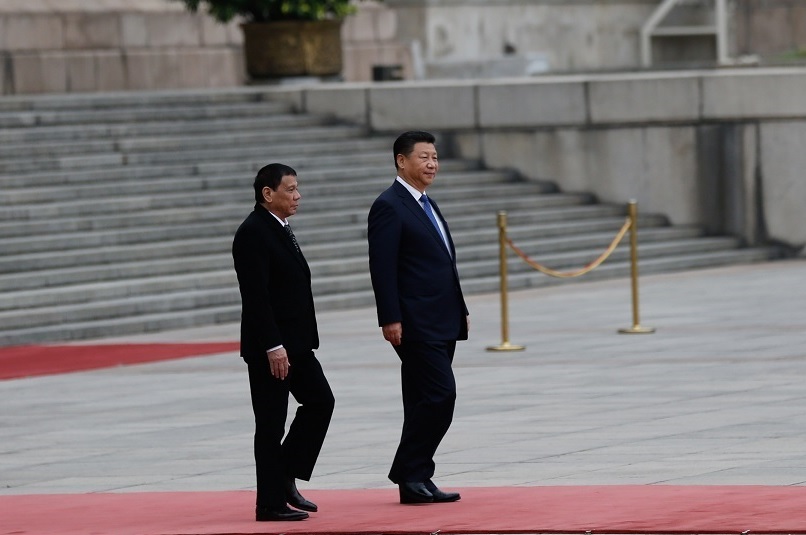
[
  {"xmin": 266, "ymin": 209, "xmax": 288, "ymax": 227},
  {"xmin": 396, "ymin": 176, "xmax": 425, "ymax": 202}
]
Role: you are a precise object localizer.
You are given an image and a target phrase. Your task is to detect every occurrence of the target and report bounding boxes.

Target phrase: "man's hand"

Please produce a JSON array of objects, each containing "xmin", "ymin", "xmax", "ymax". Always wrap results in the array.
[
  {"xmin": 267, "ymin": 347, "xmax": 290, "ymax": 380},
  {"xmin": 382, "ymin": 322, "xmax": 403, "ymax": 346}
]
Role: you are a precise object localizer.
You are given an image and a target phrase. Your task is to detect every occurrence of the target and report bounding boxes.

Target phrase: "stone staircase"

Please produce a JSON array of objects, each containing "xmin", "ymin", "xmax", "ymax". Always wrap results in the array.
[{"xmin": 0, "ymin": 89, "xmax": 781, "ymax": 346}]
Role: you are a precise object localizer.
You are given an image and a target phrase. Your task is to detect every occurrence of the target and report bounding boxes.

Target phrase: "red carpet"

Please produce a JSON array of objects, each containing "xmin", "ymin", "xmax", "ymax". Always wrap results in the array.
[
  {"xmin": 3, "ymin": 486, "xmax": 806, "ymax": 535},
  {"xmin": 0, "ymin": 342, "xmax": 239, "ymax": 380}
]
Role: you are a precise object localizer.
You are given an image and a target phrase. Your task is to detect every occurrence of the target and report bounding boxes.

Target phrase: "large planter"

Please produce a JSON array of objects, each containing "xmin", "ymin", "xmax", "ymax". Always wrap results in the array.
[{"xmin": 241, "ymin": 20, "xmax": 344, "ymax": 78}]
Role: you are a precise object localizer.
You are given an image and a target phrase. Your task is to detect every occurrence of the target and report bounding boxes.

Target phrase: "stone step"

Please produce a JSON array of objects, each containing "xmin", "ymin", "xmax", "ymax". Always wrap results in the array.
[
  {"xmin": 465, "ymin": 247, "xmax": 781, "ymax": 294},
  {"xmin": 0, "ymin": 168, "xmax": 509, "ymax": 208},
  {"xmin": 0, "ymin": 220, "xmax": 687, "ymax": 293},
  {"xmin": 0, "ymin": 101, "xmax": 292, "ymax": 128},
  {"xmin": 0, "ymin": 124, "xmax": 369, "ymax": 160},
  {"xmin": 0, "ymin": 137, "xmax": 390, "ymax": 174},
  {"xmin": 0, "ymin": 179, "xmax": 572, "ymax": 227},
  {"xmin": 0, "ymin": 212, "xmax": 680, "ymax": 275},
  {"xmin": 0, "ymin": 114, "xmax": 330, "ymax": 145},
  {"xmin": 0, "ymin": 87, "xmax": 279, "ymax": 113},
  {"xmin": 0, "ymin": 236, "xmax": 746, "ymax": 327},
  {"xmin": 0, "ymin": 192, "xmax": 602, "ymax": 254},
  {"xmin": 0, "ymin": 247, "xmax": 780, "ymax": 347},
  {"xmin": 0, "ymin": 159, "xmax": 479, "ymax": 189}
]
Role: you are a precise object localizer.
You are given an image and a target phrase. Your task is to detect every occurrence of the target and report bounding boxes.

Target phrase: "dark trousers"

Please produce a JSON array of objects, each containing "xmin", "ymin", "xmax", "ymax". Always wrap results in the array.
[
  {"xmin": 246, "ymin": 351, "xmax": 334, "ymax": 509},
  {"xmin": 388, "ymin": 340, "xmax": 457, "ymax": 484}
]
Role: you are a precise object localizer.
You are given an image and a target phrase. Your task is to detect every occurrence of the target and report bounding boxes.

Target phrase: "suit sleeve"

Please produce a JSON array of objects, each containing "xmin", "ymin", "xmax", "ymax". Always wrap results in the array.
[
  {"xmin": 232, "ymin": 223, "xmax": 282, "ymax": 352},
  {"xmin": 368, "ymin": 197, "xmax": 402, "ymax": 327}
]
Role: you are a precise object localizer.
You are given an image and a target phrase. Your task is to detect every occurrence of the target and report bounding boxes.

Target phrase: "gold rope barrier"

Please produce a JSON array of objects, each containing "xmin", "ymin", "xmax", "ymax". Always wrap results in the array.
[
  {"xmin": 486, "ymin": 200, "xmax": 654, "ymax": 351},
  {"xmin": 506, "ymin": 219, "xmax": 631, "ymax": 278}
]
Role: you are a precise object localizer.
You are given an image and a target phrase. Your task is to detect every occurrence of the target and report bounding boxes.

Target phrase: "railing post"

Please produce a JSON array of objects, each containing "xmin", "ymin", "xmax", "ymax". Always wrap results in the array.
[
  {"xmin": 487, "ymin": 211, "xmax": 525, "ymax": 352},
  {"xmin": 618, "ymin": 200, "xmax": 655, "ymax": 334}
]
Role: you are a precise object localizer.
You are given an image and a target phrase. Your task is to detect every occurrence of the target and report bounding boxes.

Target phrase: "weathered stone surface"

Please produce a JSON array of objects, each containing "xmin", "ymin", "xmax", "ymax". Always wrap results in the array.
[
  {"xmin": 369, "ymin": 82, "xmax": 476, "ymax": 130},
  {"xmin": 589, "ymin": 74, "xmax": 700, "ymax": 123},
  {"xmin": 12, "ymin": 52, "xmax": 68, "ymax": 93},
  {"xmin": 306, "ymin": 86, "xmax": 368, "ymax": 125},
  {"xmin": 702, "ymin": 69, "xmax": 806, "ymax": 119},
  {"xmin": 63, "ymin": 13, "xmax": 121, "ymax": 49},
  {"xmin": 2, "ymin": 14, "xmax": 63, "ymax": 51},
  {"xmin": 478, "ymin": 79, "xmax": 587, "ymax": 127},
  {"xmin": 759, "ymin": 122, "xmax": 806, "ymax": 249}
]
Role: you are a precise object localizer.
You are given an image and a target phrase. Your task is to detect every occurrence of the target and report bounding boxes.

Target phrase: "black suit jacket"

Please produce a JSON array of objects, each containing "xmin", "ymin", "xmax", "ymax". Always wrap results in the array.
[
  {"xmin": 232, "ymin": 204, "xmax": 318, "ymax": 362},
  {"xmin": 368, "ymin": 180, "xmax": 468, "ymax": 341}
]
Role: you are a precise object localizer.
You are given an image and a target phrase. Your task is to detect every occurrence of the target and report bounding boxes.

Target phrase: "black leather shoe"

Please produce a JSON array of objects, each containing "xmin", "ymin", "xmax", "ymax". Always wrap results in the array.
[
  {"xmin": 399, "ymin": 481, "xmax": 434, "ymax": 504},
  {"xmin": 425, "ymin": 479, "xmax": 461, "ymax": 502},
  {"xmin": 256, "ymin": 505, "xmax": 309, "ymax": 521},
  {"xmin": 284, "ymin": 477, "xmax": 318, "ymax": 512}
]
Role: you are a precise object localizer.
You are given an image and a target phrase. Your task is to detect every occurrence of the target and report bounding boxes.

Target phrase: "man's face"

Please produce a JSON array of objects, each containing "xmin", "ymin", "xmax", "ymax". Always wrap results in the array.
[
  {"xmin": 397, "ymin": 142, "xmax": 438, "ymax": 191},
  {"xmin": 264, "ymin": 173, "xmax": 301, "ymax": 220}
]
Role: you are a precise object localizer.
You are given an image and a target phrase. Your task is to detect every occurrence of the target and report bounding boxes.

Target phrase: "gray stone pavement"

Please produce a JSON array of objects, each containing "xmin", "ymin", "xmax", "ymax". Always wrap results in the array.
[{"xmin": 2, "ymin": 259, "xmax": 806, "ymax": 496}]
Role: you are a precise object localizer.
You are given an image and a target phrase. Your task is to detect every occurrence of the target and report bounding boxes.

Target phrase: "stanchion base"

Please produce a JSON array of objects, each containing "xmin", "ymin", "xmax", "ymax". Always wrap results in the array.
[
  {"xmin": 618, "ymin": 325, "xmax": 656, "ymax": 334},
  {"xmin": 486, "ymin": 343, "xmax": 526, "ymax": 352}
]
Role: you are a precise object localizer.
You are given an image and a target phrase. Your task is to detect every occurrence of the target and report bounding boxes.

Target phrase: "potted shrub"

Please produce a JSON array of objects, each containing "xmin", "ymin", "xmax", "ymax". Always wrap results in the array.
[{"xmin": 176, "ymin": 0, "xmax": 363, "ymax": 78}]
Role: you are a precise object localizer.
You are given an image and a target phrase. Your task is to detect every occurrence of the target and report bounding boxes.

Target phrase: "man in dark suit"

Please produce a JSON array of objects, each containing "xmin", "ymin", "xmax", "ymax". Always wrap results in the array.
[
  {"xmin": 367, "ymin": 131, "xmax": 469, "ymax": 505},
  {"xmin": 232, "ymin": 163, "xmax": 335, "ymax": 522}
]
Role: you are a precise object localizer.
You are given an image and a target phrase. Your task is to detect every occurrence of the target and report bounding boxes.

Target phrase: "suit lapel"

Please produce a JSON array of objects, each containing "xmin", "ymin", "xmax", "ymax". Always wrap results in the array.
[
  {"xmin": 257, "ymin": 207, "xmax": 310, "ymax": 272},
  {"xmin": 393, "ymin": 181, "xmax": 452, "ymax": 258}
]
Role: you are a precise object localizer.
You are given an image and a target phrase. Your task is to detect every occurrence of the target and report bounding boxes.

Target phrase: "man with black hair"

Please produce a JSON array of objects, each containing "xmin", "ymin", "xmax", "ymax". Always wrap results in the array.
[
  {"xmin": 233, "ymin": 163, "xmax": 334, "ymax": 521},
  {"xmin": 368, "ymin": 131, "xmax": 469, "ymax": 505}
]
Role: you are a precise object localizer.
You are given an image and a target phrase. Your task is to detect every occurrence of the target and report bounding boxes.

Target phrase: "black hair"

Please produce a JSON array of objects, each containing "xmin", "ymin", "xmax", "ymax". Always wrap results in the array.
[
  {"xmin": 393, "ymin": 131, "xmax": 436, "ymax": 170},
  {"xmin": 253, "ymin": 163, "xmax": 297, "ymax": 203}
]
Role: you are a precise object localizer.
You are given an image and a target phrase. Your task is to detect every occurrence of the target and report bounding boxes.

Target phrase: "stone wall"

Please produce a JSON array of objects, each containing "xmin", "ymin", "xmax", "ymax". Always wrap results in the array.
[
  {"xmin": 388, "ymin": 0, "xmax": 659, "ymax": 73},
  {"xmin": 0, "ymin": 1, "xmax": 243, "ymax": 94},
  {"xmin": 259, "ymin": 68, "xmax": 806, "ymax": 254},
  {"xmin": 0, "ymin": 0, "xmax": 407, "ymax": 94}
]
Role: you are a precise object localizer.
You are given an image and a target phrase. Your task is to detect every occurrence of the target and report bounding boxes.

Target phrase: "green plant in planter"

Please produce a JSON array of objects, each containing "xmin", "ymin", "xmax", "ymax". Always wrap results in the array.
[
  {"xmin": 176, "ymin": 0, "xmax": 378, "ymax": 77},
  {"xmin": 176, "ymin": 0, "xmax": 360, "ymax": 23}
]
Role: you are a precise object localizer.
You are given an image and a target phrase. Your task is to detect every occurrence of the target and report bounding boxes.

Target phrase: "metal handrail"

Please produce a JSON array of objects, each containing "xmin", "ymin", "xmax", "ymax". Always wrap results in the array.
[{"xmin": 640, "ymin": 0, "xmax": 729, "ymax": 67}]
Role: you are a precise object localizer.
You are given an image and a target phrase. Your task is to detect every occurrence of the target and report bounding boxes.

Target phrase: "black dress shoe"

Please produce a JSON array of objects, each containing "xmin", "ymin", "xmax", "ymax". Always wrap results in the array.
[
  {"xmin": 255, "ymin": 505, "xmax": 309, "ymax": 521},
  {"xmin": 285, "ymin": 477, "xmax": 318, "ymax": 512},
  {"xmin": 425, "ymin": 479, "xmax": 461, "ymax": 502},
  {"xmin": 399, "ymin": 481, "xmax": 434, "ymax": 504}
]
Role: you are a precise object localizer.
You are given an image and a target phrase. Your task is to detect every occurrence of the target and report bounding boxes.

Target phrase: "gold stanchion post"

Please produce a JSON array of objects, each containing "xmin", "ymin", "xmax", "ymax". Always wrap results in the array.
[
  {"xmin": 487, "ymin": 211, "xmax": 525, "ymax": 351},
  {"xmin": 618, "ymin": 200, "xmax": 655, "ymax": 334}
]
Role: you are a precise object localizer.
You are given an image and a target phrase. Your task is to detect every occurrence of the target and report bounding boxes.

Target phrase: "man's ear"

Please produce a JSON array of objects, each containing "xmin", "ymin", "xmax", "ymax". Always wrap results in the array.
[
  {"xmin": 395, "ymin": 153, "xmax": 405, "ymax": 169},
  {"xmin": 262, "ymin": 186, "xmax": 272, "ymax": 203}
]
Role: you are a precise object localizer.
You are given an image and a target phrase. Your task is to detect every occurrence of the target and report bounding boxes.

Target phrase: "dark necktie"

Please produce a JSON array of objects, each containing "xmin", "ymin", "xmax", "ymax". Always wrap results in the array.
[
  {"xmin": 420, "ymin": 194, "xmax": 449, "ymax": 249},
  {"xmin": 284, "ymin": 224, "xmax": 301, "ymax": 254}
]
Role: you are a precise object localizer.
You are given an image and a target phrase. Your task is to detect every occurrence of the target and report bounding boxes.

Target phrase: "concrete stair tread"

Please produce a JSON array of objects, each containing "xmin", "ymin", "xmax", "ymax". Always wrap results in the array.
[
  {"xmin": 0, "ymin": 305, "xmax": 243, "ymax": 346},
  {"xmin": 0, "ymin": 208, "xmax": 672, "ymax": 257},
  {"xmin": 0, "ymin": 158, "xmax": 479, "ymax": 188},
  {"xmin": 461, "ymin": 247, "xmax": 781, "ymax": 293},
  {"xmin": 0, "ymin": 236, "xmax": 758, "ymax": 310},
  {"xmin": 0, "ymin": 87, "xmax": 286, "ymax": 112},
  {"xmin": 1, "ymin": 185, "xmax": 585, "ymax": 223},
  {"xmin": 0, "ymin": 224, "xmax": 698, "ymax": 284},
  {"xmin": 0, "ymin": 138, "xmax": 390, "ymax": 173},
  {"xmin": 456, "ymin": 236, "xmax": 745, "ymax": 275},
  {"xmin": 0, "ymin": 169, "xmax": 517, "ymax": 207},
  {"xmin": 0, "ymin": 237, "xmax": 231, "ymax": 274},
  {"xmin": 0, "ymin": 101, "xmax": 292, "ymax": 128},
  {"xmin": 0, "ymin": 124, "xmax": 368, "ymax": 158},
  {"xmin": 0, "ymin": 114, "xmax": 331, "ymax": 144}
]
